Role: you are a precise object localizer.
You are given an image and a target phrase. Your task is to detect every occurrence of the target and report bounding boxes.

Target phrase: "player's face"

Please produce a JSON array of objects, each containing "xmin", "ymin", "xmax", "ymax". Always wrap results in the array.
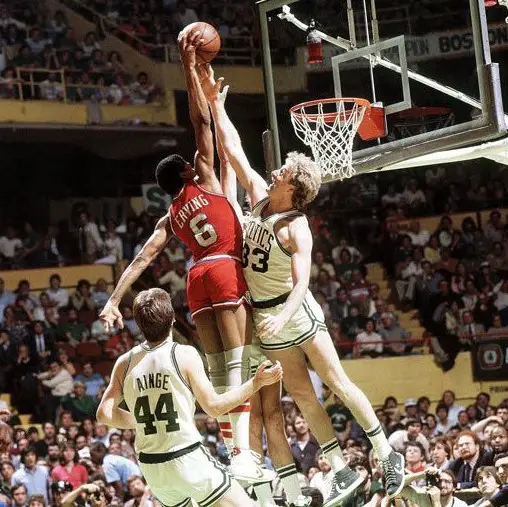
[
  {"xmin": 180, "ymin": 163, "xmax": 196, "ymax": 181},
  {"xmin": 268, "ymin": 165, "xmax": 294, "ymax": 195}
]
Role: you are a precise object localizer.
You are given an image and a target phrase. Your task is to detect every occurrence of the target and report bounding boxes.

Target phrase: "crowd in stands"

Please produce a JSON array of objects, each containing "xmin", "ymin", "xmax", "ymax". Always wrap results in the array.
[{"xmin": 0, "ymin": 2, "xmax": 159, "ymax": 103}]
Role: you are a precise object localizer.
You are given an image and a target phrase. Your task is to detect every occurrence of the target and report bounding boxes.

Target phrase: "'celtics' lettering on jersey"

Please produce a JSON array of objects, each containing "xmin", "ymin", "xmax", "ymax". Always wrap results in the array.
[
  {"xmin": 243, "ymin": 198, "xmax": 303, "ymax": 302},
  {"xmin": 122, "ymin": 338, "xmax": 201, "ymax": 455}
]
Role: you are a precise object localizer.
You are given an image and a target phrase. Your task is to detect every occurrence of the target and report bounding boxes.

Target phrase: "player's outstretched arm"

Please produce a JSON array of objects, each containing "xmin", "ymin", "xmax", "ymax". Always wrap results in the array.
[
  {"xmin": 200, "ymin": 64, "xmax": 268, "ymax": 206},
  {"xmin": 217, "ymin": 130, "xmax": 243, "ymax": 221},
  {"xmin": 181, "ymin": 346, "xmax": 282, "ymax": 417},
  {"xmin": 257, "ymin": 216, "xmax": 313, "ymax": 340},
  {"xmin": 100, "ymin": 215, "xmax": 170, "ymax": 330},
  {"xmin": 178, "ymin": 30, "xmax": 217, "ymax": 190},
  {"xmin": 96, "ymin": 353, "xmax": 136, "ymax": 429}
]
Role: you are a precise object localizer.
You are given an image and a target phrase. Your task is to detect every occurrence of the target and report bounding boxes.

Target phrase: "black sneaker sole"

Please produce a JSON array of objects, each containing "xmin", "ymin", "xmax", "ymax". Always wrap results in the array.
[{"xmin": 323, "ymin": 474, "xmax": 364, "ymax": 507}]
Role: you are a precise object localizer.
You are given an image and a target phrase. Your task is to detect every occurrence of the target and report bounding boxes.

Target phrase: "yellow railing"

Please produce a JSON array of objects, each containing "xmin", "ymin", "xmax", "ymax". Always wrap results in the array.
[{"xmin": 6, "ymin": 67, "xmax": 163, "ymax": 104}]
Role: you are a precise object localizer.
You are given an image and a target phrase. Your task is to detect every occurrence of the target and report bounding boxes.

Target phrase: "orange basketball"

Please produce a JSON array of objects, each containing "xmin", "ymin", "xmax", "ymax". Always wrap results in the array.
[{"xmin": 183, "ymin": 22, "xmax": 221, "ymax": 63}]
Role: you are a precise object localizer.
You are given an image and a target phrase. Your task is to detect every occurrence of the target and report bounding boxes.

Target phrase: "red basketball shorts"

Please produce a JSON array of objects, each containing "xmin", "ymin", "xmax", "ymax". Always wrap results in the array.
[{"xmin": 187, "ymin": 257, "xmax": 248, "ymax": 316}]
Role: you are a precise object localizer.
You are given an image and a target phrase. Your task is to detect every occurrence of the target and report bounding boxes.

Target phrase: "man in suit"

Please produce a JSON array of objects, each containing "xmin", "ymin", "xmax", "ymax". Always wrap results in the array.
[
  {"xmin": 448, "ymin": 430, "xmax": 493, "ymax": 490},
  {"xmin": 458, "ymin": 311, "xmax": 486, "ymax": 348},
  {"xmin": 0, "ymin": 329, "xmax": 16, "ymax": 393},
  {"xmin": 25, "ymin": 321, "xmax": 56, "ymax": 366}
]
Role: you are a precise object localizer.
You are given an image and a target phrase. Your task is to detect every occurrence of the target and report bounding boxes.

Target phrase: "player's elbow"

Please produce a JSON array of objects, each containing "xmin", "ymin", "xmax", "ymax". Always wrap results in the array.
[{"xmin": 96, "ymin": 406, "xmax": 108, "ymax": 425}]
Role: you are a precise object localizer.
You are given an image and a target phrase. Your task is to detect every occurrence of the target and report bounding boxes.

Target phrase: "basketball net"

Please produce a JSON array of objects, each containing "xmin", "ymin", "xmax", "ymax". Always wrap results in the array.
[{"xmin": 290, "ymin": 99, "xmax": 369, "ymax": 181}]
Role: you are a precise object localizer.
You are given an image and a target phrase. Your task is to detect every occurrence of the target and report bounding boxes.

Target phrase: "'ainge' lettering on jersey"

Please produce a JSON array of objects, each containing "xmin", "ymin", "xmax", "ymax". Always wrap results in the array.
[
  {"xmin": 174, "ymin": 194, "xmax": 210, "ymax": 229},
  {"xmin": 135, "ymin": 373, "xmax": 171, "ymax": 392},
  {"xmin": 245, "ymin": 221, "xmax": 274, "ymax": 254}
]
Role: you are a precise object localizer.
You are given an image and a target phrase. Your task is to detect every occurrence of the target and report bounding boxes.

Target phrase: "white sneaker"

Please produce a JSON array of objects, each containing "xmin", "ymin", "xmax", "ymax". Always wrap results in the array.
[
  {"xmin": 229, "ymin": 447, "xmax": 276, "ymax": 484},
  {"xmin": 288, "ymin": 495, "xmax": 312, "ymax": 507}
]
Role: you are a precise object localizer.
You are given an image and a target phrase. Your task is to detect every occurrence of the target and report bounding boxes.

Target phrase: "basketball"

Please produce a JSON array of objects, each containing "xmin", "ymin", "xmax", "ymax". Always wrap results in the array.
[{"xmin": 183, "ymin": 22, "xmax": 221, "ymax": 63}]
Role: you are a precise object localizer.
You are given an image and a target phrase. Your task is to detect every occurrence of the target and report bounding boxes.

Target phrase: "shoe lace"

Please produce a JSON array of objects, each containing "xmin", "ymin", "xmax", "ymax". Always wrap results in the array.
[{"xmin": 382, "ymin": 459, "xmax": 397, "ymax": 486}]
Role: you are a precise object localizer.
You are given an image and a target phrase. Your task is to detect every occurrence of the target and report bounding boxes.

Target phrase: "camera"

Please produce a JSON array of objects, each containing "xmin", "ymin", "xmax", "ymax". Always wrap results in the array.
[{"xmin": 426, "ymin": 472, "xmax": 440, "ymax": 488}]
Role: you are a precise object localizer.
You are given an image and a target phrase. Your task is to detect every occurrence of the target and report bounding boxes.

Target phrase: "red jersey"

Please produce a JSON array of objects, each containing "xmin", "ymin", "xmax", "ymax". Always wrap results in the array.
[{"xmin": 168, "ymin": 180, "xmax": 243, "ymax": 262}]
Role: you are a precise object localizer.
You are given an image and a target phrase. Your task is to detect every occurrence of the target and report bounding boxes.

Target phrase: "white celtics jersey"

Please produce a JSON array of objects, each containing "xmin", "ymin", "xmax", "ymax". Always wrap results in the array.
[
  {"xmin": 243, "ymin": 197, "xmax": 303, "ymax": 302},
  {"xmin": 122, "ymin": 338, "xmax": 201, "ymax": 455}
]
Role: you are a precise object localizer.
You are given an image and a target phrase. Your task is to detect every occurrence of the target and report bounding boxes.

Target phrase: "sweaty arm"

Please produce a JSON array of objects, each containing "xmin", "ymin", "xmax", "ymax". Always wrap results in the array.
[
  {"xmin": 180, "ymin": 34, "xmax": 218, "ymax": 191},
  {"xmin": 209, "ymin": 96, "xmax": 267, "ymax": 206},
  {"xmin": 101, "ymin": 216, "xmax": 170, "ymax": 329},
  {"xmin": 217, "ymin": 132, "xmax": 242, "ymax": 221},
  {"xmin": 278, "ymin": 216, "xmax": 313, "ymax": 324},
  {"xmin": 181, "ymin": 346, "xmax": 279, "ymax": 417},
  {"xmin": 96, "ymin": 353, "xmax": 136, "ymax": 429}
]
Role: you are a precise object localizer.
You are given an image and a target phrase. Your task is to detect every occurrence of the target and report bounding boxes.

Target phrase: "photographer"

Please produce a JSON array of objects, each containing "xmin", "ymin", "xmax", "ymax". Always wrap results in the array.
[
  {"xmin": 61, "ymin": 482, "xmax": 109, "ymax": 507},
  {"xmin": 50, "ymin": 480, "xmax": 72, "ymax": 507}
]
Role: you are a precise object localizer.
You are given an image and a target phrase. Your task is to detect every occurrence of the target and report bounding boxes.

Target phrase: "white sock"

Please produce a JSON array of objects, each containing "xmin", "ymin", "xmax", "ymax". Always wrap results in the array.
[
  {"xmin": 276, "ymin": 463, "xmax": 302, "ymax": 504},
  {"xmin": 226, "ymin": 346, "xmax": 251, "ymax": 450},
  {"xmin": 321, "ymin": 438, "xmax": 346, "ymax": 472},
  {"xmin": 206, "ymin": 352, "xmax": 233, "ymax": 448},
  {"xmin": 254, "ymin": 482, "xmax": 277, "ymax": 507},
  {"xmin": 365, "ymin": 424, "xmax": 392, "ymax": 460}
]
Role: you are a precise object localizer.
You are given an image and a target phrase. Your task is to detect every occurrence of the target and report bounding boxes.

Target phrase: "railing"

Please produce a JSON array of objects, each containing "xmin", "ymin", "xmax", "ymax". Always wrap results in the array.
[
  {"xmin": 59, "ymin": 0, "xmax": 259, "ymax": 66},
  {"xmin": 1, "ymin": 66, "xmax": 162, "ymax": 104}
]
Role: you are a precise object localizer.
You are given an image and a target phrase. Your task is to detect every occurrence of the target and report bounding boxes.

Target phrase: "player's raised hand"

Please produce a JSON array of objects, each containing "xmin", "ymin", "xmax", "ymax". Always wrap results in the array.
[
  {"xmin": 257, "ymin": 313, "xmax": 287, "ymax": 341},
  {"xmin": 178, "ymin": 29, "xmax": 204, "ymax": 68},
  {"xmin": 253, "ymin": 360, "xmax": 283, "ymax": 388},
  {"xmin": 100, "ymin": 303, "xmax": 123, "ymax": 332},
  {"xmin": 198, "ymin": 63, "xmax": 229, "ymax": 103}
]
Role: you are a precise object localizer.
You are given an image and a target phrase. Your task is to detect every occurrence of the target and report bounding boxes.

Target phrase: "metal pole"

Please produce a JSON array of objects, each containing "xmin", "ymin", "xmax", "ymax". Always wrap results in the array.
[
  {"xmin": 469, "ymin": 0, "xmax": 491, "ymax": 108},
  {"xmin": 346, "ymin": 0, "xmax": 356, "ymax": 48}
]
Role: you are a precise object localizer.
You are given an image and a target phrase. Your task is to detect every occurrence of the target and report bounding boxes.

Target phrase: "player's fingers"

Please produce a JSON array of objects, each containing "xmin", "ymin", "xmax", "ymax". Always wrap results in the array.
[
  {"xmin": 208, "ymin": 64, "xmax": 214, "ymax": 79},
  {"xmin": 221, "ymin": 85, "xmax": 230, "ymax": 99},
  {"xmin": 117, "ymin": 317, "xmax": 124, "ymax": 330},
  {"xmin": 190, "ymin": 30, "xmax": 201, "ymax": 46}
]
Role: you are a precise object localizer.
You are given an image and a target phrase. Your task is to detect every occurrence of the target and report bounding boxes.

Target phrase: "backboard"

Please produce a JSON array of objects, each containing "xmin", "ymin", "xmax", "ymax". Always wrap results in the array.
[{"xmin": 257, "ymin": 0, "xmax": 508, "ymax": 181}]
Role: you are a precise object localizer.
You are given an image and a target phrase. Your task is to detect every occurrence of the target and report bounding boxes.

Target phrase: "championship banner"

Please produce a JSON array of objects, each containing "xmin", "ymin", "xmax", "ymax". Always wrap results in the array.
[
  {"xmin": 312, "ymin": 23, "xmax": 508, "ymax": 71},
  {"xmin": 472, "ymin": 336, "xmax": 508, "ymax": 381}
]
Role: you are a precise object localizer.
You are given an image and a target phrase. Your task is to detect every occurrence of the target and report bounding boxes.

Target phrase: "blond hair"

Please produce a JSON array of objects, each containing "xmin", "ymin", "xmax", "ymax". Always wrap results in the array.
[{"xmin": 285, "ymin": 152, "xmax": 321, "ymax": 211}]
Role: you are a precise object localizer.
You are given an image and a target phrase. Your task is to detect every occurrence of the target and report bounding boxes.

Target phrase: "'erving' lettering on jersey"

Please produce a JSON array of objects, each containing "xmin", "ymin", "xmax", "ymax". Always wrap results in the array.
[
  {"xmin": 174, "ymin": 195, "xmax": 210, "ymax": 229},
  {"xmin": 136, "ymin": 373, "xmax": 171, "ymax": 393},
  {"xmin": 245, "ymin": 221, "xmax": 274, "ymax": 253}
]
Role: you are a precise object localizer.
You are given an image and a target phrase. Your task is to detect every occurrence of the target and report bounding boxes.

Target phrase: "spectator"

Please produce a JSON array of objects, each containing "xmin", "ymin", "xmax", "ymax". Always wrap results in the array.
[
  {"xmin": 437, "ymin": 470, "xmax": 469, "ymax": 507},
  {"xmin": 77, "ymin": 212, "xmax": 103, "ymax": 264},
  {"xmin": 37, "ymin": 360, "xmax": 73, "ymax": 422},
  {"xmin": 0, "ymin": 278, "xmax": 15, "ymax": 319},
  {"xmin": 92, "ymin": 279, "xmax": 111, "ymax": 308},
  {"xmin": 424, "ymin": 235, "xmax": 442, "ymax": 265},
  {"xmin": 89, "ymin": 442, "xmax": 140, "ymax": 497},
  {"xmin": 61, "ymin": 381, "xmax": 97, "ymax": 422},
  {"xmin": 75, "ymin": 362, "xmax": 105, "ymax": 398},
  {"xmin": 159, "ymin": 259, "xmax": 187, "ymax": 298},
  {"xmin": 429, "ymin": 436, "xmax": 451, "ymax": 470},
  {"xmin": 289, "ymin": 414, "xmax": 320, "ymax": 475},
  {"xmin": 474, "ymin": 466, "xmax": 503, "ymax": 507},
  {"xmin": 354, "ymin": 319, "xmax": 383, "ymax": 358},
  {"xmin": 172, "ymin": 1, "xmax": 199, "ymax": 30},
  {"xmin": 25, "ymin": 28, "xmax": 52, "ymax": 55},
  {"xmin": 310, "ymin": 251, "xmax": 335, "ymax": 282},
  {"xmin": 47, "ymin": 274, "xmax": 69, "ymax": 309},
  {"xmin": 309, "ymin": 452, "xmax": 333, "ymax": 500},
  {"xmin": 26, "ymin": 321, "xmax": 57, "ymax": 365},
  {"xmin": 490, "ymin": 425, "xmax": 508, "ymax": 456},
  {"xmin": 395, "ymin": 248, "xmax": 424, "ymax": 305},
  {"xmin": 449, "ymin": 430, "xmax": 494, "ymax": 490},
  {"xmin": 12, "ymin": 447, "xmax": 50, "ymax": 503},
  {"xmin": 121, "ymin": 306, "xmax": 141, "ymax": 338},
  {"xmin": 80, "ymin": 32, "xmax": 101, "ymax": 57},
  {"xmin": 388, "ymin": 419, "xmax": 430, "ymax": 459},
  {"xmin": 408, "ymin": 220, "xmax": 431, "ymax": 247},
  {"xmin": 124, "ymin": 476, "xmax": 155, "ymax": 507},
  {"xmin": 33, "ymin": 423, "xmax": 56, "ymax": 459},
  {"xmin": 402, "ymin": 179, "xmax": 427, "ymax": 214},
  {"xmin": 404, "ymin": 441, "xmax": 426, "ymax": 474},
  {"xmin": 57, "ymin": 309, "xmax": 89, "ymax": 344},
  {"xmin": 95, "ymin": 220, "xmax": 123, "ymax": 265},
  {"xmin": 40, "ymin": 72, "xmax": 64, "ymax": 101},
  {"xmin": 326, "ymin": 395, "xmax": 352, "ymax": 444},
  {"xmin": 51, "ymin": 442, "xmax": 87, "ymax": 489},
  {"xmin": 378, "ymin": 313, "xmax": 411, "ymax": 356},
  {"xmin": 11, "ymin": 484, "xmax": 28, "ymax": 507},
  {"xmin": 441, "ymin": 390, "xmax": 465, "ymax": 426},
  {"xmin": 71, "ymin": 279, "xmax": 96, "ymax": 312},
  {"xmin": 130, "ymin": 72, "xmax": 155, "ymax": 105},
  {"xmin": 0, "ymin": 227, "xmax": 23, "ymax": 267},
  {"xmin": 329, "ymin": 288, "xmax": 350, "ymax": 323}
]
